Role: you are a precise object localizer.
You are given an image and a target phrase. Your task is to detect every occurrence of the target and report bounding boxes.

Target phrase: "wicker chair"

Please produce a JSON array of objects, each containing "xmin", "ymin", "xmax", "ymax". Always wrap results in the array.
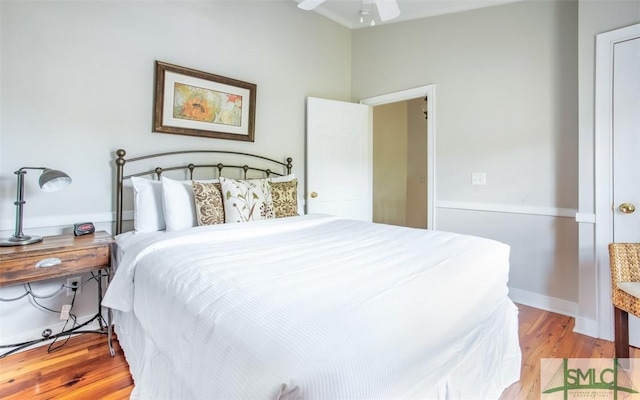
[{"xmin": 608, "ymin": 243, "xmax": 640, "ymax": 358}]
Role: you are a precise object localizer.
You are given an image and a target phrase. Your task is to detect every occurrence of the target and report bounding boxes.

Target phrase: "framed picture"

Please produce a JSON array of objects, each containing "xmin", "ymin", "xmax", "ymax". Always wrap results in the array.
[{"xmin": 153, "ymin": 61, "xmax": 256, "ymax": 142}]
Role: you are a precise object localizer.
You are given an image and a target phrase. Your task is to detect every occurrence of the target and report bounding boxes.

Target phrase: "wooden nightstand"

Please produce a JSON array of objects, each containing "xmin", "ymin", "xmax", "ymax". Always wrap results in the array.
[{"xmin": 0, "ymin": 231, "xmax": 114, "ymax": 357}]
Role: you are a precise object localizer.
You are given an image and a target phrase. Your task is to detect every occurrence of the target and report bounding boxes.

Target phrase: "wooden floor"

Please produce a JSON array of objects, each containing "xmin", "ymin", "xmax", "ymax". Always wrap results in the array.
[
  {"xmin": 0, "ymin": 304, "xmax": 637, "ymax": 400},
  {"xmin": 0, "ymin": 333, "xmax": 133, "ymax": 400},
  {"xmin": 500, "ymin": 305, "xmax": 638, "ymax": 399}
]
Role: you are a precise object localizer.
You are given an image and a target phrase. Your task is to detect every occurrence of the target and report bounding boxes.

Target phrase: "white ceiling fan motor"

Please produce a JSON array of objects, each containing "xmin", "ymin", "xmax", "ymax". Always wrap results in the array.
[{"xmin": 298, "ymin": 0, "xmax": 400, "ymax": 22}]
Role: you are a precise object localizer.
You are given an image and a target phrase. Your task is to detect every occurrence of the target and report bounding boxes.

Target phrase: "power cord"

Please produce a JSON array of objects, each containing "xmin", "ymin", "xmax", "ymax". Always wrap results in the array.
[
  {"xmin": 0, "ymin": 271, "xmax": 109, "ymax": 358},
  {"xmin": 47, "ymin": 289, "xmax": 78, "ymax": 353}
]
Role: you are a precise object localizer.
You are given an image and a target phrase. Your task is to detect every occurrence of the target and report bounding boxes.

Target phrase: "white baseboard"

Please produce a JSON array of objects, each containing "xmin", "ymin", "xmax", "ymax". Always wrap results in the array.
[
  {"xmin": 508, "ymin": 287, "xmax": 579, "ymax": 318},
  {"xmin": 573, "ymin": 316, "xmax": 600, "ymax": 339},
  {"xmin": 509, "ymin": 287, "xmax": 602, "ymax": 339},
  {"xmin": 0, "ymin": 313, "xmax": 105, "ymax": 354}
]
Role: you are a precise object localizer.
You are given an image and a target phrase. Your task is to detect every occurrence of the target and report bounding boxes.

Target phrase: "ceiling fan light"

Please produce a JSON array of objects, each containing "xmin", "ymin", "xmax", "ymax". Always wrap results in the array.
[
  {"xmin": 371, "ymin": 19, "xmax": 375, "ymax": 26},
  {"xmin": 358, "ymin": 9, "xmax": 370, "ymax": 24}
]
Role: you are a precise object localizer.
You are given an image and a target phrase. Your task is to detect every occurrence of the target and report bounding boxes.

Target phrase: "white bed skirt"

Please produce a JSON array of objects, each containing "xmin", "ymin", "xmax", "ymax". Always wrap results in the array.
[{"xmin": 115, "ymin": 298, "xmax": 521, "ymax": 400}]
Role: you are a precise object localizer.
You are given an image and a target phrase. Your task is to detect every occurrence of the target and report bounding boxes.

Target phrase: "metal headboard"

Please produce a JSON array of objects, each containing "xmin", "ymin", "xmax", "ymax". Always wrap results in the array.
[{"xmin": 114, "ymin": 148, "xmax": 293, "ymax": 234}]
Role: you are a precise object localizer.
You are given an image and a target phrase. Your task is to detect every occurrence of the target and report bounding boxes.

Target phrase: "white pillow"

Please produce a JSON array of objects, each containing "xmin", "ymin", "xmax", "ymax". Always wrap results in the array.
[
  {"xmin": 270, "ymin": 173, "xmax": 296, "ymax": 183},
  {"xmin": 618, "ymin": 282, "xmax": 640, "ymax": 298},
  {"xmin": 131, "ymin": 177, "xmax": 165, "ymax": 233},
  {"xmin": 219, "ymin": 177, "xmax": 275, "ymax": 223},
  {"xmin": 162, "ymin": 176, "xmax": 218, "ymax": 232}
]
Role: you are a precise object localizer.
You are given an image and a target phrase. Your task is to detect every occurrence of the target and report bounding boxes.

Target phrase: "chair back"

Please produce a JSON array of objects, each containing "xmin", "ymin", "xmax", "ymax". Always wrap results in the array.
[{"xmin": 608, "ymin": 243, "xmax": 640, "ymax": 317}]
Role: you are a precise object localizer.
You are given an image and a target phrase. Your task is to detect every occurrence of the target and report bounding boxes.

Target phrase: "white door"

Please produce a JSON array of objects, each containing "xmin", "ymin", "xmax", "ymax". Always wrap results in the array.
[
  {"xmin": 306, "ymin": 97, "xmax": 372, "ymax": 222},
  {"xmin": 612, "ymin": 37, "xmax": 640, "ymax": 346}
]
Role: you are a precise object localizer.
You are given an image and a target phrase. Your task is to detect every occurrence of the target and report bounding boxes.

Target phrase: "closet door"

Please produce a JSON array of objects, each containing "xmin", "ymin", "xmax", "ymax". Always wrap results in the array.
[{"xmin": 612, "ymin": 36, "xmax": 640, "ymax": 346}]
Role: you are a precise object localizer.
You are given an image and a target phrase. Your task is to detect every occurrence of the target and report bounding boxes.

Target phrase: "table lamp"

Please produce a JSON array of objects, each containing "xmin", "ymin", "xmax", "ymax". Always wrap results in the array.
[{"xmin": 0, "ymin": 167, "xmax": 72, "ymax": 246}]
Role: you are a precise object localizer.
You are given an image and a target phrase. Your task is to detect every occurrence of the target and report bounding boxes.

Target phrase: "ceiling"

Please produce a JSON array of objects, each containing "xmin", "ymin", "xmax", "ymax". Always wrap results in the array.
[{"xmin": 295, "ymin": 0, "xmax": 524, "ymax": 29}]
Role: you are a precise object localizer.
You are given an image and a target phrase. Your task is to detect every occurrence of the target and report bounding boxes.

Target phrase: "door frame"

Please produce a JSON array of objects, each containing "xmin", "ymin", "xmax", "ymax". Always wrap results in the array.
[
  {"xmin": 360, "ymin": 85, "xmax": 436, "ymax": 230},
  {"xmin": 594, "ymin": 23, "xmax": 640, "ymax": 340}
]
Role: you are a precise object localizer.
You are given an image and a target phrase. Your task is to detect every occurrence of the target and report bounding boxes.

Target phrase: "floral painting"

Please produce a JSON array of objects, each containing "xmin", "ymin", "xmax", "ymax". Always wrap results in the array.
[
  {"xmin": 154, "ymin": 61, "xmax": 256, "ymax": 141},
  {"xmin": 173, "ymin": 83, "xmax": 243, "ymax": 127}
]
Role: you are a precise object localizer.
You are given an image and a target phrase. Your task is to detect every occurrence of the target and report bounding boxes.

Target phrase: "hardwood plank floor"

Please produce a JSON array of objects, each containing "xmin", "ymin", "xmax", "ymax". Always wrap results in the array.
[
  {"xmin": 500, "ymin": 304, "xmax": 639, "ymax": 399},
  {"xmin": 1, "ymin": 304, "xmax": 637, "ymax": 399},
  {"xmin": 0, "ymin": 334, "xmax": 133, "ymax": 400}
]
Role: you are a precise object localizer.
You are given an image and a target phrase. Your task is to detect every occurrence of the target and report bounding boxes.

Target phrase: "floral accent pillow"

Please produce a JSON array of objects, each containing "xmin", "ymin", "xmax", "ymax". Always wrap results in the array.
[
  {"xmin": 192, "ymin": 181, "xmax": 225, "ymax": 225},
  {"xmin": 271, "ymin": 178, "xmax": 299, "ymax": 218},
  {"xmin": 219, "ymin": 177, "xmax": 275, "ymax": 223}
]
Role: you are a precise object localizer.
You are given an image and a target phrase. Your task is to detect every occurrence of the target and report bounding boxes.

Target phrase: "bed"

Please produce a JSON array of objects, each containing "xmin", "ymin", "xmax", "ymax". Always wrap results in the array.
[{"xmin": 103, "ymin": 148, "xmax": 521, "ymax": 400}]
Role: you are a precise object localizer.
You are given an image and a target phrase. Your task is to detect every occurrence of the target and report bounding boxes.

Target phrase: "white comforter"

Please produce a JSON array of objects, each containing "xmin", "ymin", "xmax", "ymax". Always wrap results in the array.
[{"xmin": 104, "ymin": 214, "xmax": 515, "ymax": 399}]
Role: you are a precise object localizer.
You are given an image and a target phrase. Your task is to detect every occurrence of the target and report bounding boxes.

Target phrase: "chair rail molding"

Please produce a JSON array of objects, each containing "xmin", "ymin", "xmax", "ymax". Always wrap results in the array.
[
  {"xmin": 0, "ymin": 212, "xmax": 131, "ymax": 235},
  {"xmin": 575, "ymin": 212, "xmax": 596, "ymax": 224},
  {"xmin": 435, "ymin": 200, "xmax": 577, "ymax": 218}
]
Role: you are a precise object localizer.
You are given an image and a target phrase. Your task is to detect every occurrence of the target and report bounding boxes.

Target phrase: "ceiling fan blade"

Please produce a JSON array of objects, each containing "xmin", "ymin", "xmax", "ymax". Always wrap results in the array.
[
  {"xmin": 297, "ymin": 0, "xmax": 327, "ymax": 10},
  {"xmin": 375, "ymin": 0, "xmax": 400, "ymax": 21}
]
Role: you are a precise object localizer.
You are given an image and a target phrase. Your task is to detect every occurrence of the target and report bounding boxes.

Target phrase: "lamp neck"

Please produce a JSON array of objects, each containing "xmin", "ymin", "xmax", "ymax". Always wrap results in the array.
[
  {"xmin": 12, "ymin": 167, "xmax": 47, "ymax": 239},
  {"xmin": 17, "ymin": 167, "xmax": 47, "ymax": 173}
]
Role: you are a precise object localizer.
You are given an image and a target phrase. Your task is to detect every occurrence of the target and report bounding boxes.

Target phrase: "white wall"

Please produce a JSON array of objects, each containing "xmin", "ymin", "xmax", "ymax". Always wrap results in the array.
[
  {"xmin": 352, "ymin": 1, "xmax": 580, "ymax": 311},
  {"xmin": 0, "ymin": 1, "xmax": 350, "ymax": 344}
]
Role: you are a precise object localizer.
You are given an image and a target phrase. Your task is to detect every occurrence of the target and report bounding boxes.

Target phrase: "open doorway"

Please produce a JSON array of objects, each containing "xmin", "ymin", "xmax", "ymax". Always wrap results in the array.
[
  {"xmin": 360, "ymin": 85, "xmax": 436, "ymax": 230},
  {"xmin": 371, "ymin": 99, "xmax": 428, "ymax": 228}
]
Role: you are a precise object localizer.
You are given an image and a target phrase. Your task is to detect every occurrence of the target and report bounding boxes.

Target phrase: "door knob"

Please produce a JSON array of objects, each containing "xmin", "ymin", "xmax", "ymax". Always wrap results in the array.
[
  {"xmin": 310, "ymin": 192, "xmax": 318, "ymax": 198},
  {"xmin": 619, "ymin": 203, "xmax": 636, "ymax": 214}
]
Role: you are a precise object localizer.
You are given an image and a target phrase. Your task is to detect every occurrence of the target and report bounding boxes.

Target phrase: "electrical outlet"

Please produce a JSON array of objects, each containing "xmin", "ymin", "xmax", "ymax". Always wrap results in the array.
[
  {"xmin": 66, "ymin": 276, "xmax": 81, "ymax": 296},
  {"xmin": 471, "ymin": 172, "xmax": 487, "ymax": 185}
]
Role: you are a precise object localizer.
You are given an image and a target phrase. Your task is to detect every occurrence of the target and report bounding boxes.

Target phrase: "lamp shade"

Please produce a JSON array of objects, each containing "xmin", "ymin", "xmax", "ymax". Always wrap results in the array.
[{"xmin": 39, "ymin": 169, "xmax": 72, "ymax": 192}]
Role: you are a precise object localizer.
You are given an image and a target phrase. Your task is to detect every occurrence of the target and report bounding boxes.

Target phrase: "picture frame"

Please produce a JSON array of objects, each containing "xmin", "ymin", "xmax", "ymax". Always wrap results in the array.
[{"xmin": 153, "ymin": 61, "xmax": 256, "ymax": 142}]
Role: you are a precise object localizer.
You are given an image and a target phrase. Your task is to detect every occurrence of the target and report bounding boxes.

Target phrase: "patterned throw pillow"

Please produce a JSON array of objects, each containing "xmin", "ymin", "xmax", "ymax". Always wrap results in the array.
[
  {"xmin": 219, "ymin": 177, "xmax": 275, "ymax": 223},
  {"xmin": 192, "ymin": 181, "xmax": 225, "ymax": 225},
  {"xmin": 271, "ymin": 178, "xmax": 299, "ymax": 218}
]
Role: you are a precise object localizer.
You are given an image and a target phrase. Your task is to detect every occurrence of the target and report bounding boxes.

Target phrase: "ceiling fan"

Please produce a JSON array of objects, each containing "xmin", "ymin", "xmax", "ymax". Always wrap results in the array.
[{"xmin": 297, "ymin": 0, "xmax": 401, "ymax": 22}]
